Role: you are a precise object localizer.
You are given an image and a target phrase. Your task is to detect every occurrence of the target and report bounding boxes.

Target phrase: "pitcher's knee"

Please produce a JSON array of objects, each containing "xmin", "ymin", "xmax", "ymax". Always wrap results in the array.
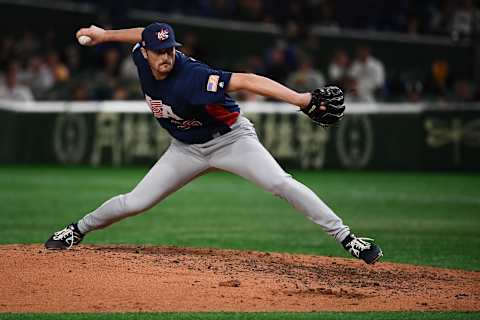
[
  {"xmin": 119, "ymin": 193, "xmax": 150, "ymax": 215},
  {"xmin": 266, "ymin": 175, "xmax": 294, "ymax": 197}
]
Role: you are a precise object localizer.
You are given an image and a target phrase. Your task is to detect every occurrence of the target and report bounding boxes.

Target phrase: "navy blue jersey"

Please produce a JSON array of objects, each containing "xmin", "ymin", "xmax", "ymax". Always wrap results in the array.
[{"xmin": 132, "ymin": 44, "xmax": 240, "ymax": 144}]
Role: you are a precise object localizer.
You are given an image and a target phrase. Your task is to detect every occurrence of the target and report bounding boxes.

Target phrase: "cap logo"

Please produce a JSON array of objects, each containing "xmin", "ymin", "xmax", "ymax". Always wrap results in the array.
[{"xmin": 157, "ymin": 29, "xmax": 169, "ymax": 41}]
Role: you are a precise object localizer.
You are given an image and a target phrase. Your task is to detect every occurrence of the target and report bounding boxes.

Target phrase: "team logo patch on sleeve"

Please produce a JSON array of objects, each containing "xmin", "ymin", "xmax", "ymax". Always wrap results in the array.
[{"xmin": 207, "ymin": 75, "xmax": 220, "ymax": 92}]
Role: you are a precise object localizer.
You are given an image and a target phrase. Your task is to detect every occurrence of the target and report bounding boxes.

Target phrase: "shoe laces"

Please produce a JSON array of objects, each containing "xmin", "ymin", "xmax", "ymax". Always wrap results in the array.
[
  {"xmin": 52, "ymin": 226, "xmax": 76, "ymax": 249},
  {"xmin": 346, "ymin": 237, "xmax": 373, "ymax": 258}
]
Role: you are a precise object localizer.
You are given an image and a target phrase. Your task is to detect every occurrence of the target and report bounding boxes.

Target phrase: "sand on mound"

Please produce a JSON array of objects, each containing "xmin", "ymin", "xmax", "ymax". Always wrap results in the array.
[{"xmin": 0, "ymin": 244, "xmax": 479, "ymax": 312}]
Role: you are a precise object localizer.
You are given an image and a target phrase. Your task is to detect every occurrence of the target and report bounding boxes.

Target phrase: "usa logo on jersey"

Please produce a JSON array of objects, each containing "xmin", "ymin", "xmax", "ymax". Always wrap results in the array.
[
  {"xmin": 145, "ymin": 94, "xmax": 203, "ymax": 130},
  {"xmin": 145, "ymin": 94, "xmax": 181, "ymax": 120}
]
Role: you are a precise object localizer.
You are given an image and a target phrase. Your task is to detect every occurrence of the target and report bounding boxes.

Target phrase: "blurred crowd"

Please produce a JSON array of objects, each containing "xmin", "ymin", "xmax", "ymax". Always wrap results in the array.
[
  {"xmin": 0, "ymin": 31, "xmax": 140, "ymax": 102},
  {"xmin": 0, "ymin": 30, "xmax": 477, "ymax": 103},
  {"xmin": 236, "ymin": 38, "xmax": 478, "ymax": 103},
  {"xmin": 0, "ymin": 0, "xmax": 479, "ymax": 103}
]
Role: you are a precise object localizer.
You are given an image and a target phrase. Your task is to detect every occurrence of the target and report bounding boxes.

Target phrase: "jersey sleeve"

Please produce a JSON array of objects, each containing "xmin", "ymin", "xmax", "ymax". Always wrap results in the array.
[
  {"xmin": 132, "ymin": 43, "xmax": 143, "ymax": 66},
  {"xmin": 184, "ymin": 65, "xmax": 232, "ymax": 105}
]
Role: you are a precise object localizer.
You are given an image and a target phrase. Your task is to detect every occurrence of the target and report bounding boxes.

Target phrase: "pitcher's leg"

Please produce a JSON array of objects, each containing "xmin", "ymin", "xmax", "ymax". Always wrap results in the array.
[
  {"xmin": 210, "ymin": 135, "xmax": 350, "ymax": 242},
  {"xmin": 77, "ymin": 142, "xmax": 208, "ymax": 234}
]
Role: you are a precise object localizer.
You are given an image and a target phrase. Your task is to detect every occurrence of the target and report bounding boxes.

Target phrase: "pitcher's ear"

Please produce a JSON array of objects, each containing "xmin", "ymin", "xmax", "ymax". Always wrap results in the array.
[{"xmin": 140, "ymin": 47, "xmax": 148, "ymax": 59}]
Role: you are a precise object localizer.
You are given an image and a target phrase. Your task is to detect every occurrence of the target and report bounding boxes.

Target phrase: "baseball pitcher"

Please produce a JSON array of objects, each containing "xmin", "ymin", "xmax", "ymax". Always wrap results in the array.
[{"xmin": 45, "ymin": 23, "xmax": 382, "ymax": 264}]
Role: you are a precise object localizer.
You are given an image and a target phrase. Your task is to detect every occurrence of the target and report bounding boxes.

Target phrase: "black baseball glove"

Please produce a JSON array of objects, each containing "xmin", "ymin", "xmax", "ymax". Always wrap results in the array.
[{"xmin": 301, "ymin": 86, "xmax": 345, "ymax": 127}]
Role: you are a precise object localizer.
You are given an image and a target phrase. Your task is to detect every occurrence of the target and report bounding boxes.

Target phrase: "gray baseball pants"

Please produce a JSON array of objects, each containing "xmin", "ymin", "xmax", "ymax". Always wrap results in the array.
[{"xmin": 77, "ymin": 116, "xmax": 350, "ymax": 243}]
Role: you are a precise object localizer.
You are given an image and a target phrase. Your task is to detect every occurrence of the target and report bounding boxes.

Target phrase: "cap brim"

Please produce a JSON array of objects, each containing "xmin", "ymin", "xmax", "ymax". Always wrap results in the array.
[{"xmin": 145, "ymin": 41, "xmax": 182, "ymax": 51}]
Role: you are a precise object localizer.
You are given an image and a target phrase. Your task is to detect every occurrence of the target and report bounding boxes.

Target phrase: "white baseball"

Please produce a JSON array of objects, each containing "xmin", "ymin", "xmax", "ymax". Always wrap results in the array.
[{"xmin": 78, "ymin": 35, "xmax": 92, "ymax": 46}]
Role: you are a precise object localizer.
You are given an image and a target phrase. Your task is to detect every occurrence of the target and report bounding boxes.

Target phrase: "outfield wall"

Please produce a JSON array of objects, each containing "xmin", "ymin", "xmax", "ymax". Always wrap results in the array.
[{"xmin": 0, "ymin": 101, "xmax": 479, "ymax": 170}]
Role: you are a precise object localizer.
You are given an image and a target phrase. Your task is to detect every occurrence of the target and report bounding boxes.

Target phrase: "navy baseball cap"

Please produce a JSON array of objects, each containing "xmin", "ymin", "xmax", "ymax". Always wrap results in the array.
[{"xmin": 141, "ymin": 23, "xmax": 182, "ymax": 51}]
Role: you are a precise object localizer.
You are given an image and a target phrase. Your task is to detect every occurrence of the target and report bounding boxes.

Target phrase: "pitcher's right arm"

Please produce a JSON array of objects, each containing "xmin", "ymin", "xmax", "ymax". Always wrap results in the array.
[{"xmin": 76, "ymin": 25, "xmax": 144, "ymax": 45}]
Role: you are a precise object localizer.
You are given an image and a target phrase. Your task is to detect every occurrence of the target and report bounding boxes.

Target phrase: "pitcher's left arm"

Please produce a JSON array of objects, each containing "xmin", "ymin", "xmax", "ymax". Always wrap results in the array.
[{"xmin": 227, "ymin": 73, "xmax": 345, "ymax": 127}]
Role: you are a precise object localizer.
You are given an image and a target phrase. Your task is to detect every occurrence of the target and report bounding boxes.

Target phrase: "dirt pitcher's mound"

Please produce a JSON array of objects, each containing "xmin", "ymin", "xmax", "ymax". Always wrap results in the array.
[{"xmin": 1, "ymin": 244, "xmax": 479, "ymax": 312}]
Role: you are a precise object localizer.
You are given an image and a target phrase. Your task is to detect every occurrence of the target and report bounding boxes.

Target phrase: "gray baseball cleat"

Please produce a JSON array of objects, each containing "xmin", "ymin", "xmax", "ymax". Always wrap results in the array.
[
  {"xmin": 341, "ymin": 233, "xmax": 383, "ymax": 264},
  {"xmin": 45, "ymin": 223, "xmax": 84, "ymax": 250}
]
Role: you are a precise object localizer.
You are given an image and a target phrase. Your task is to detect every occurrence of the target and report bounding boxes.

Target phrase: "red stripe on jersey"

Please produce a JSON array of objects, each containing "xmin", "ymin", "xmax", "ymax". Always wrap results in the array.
[{"xmin": 205, "ymin": 104, "xmax": 239, "ymax": 127}]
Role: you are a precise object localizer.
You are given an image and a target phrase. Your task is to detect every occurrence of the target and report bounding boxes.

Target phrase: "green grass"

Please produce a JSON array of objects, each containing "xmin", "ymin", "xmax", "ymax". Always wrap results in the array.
[
  {"xmin": 0, "ymin": 166, "xmax": 479, "ymax": 271},
  {"xmin": 0, "ymin": 312, "xmax": 479, "ymax": 320}
]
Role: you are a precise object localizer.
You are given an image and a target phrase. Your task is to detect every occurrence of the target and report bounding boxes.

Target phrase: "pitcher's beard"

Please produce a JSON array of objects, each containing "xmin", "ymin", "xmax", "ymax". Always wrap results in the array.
[{"xmin": 157, "ymin": 63, "xmax": 172, "ymax": 73}]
